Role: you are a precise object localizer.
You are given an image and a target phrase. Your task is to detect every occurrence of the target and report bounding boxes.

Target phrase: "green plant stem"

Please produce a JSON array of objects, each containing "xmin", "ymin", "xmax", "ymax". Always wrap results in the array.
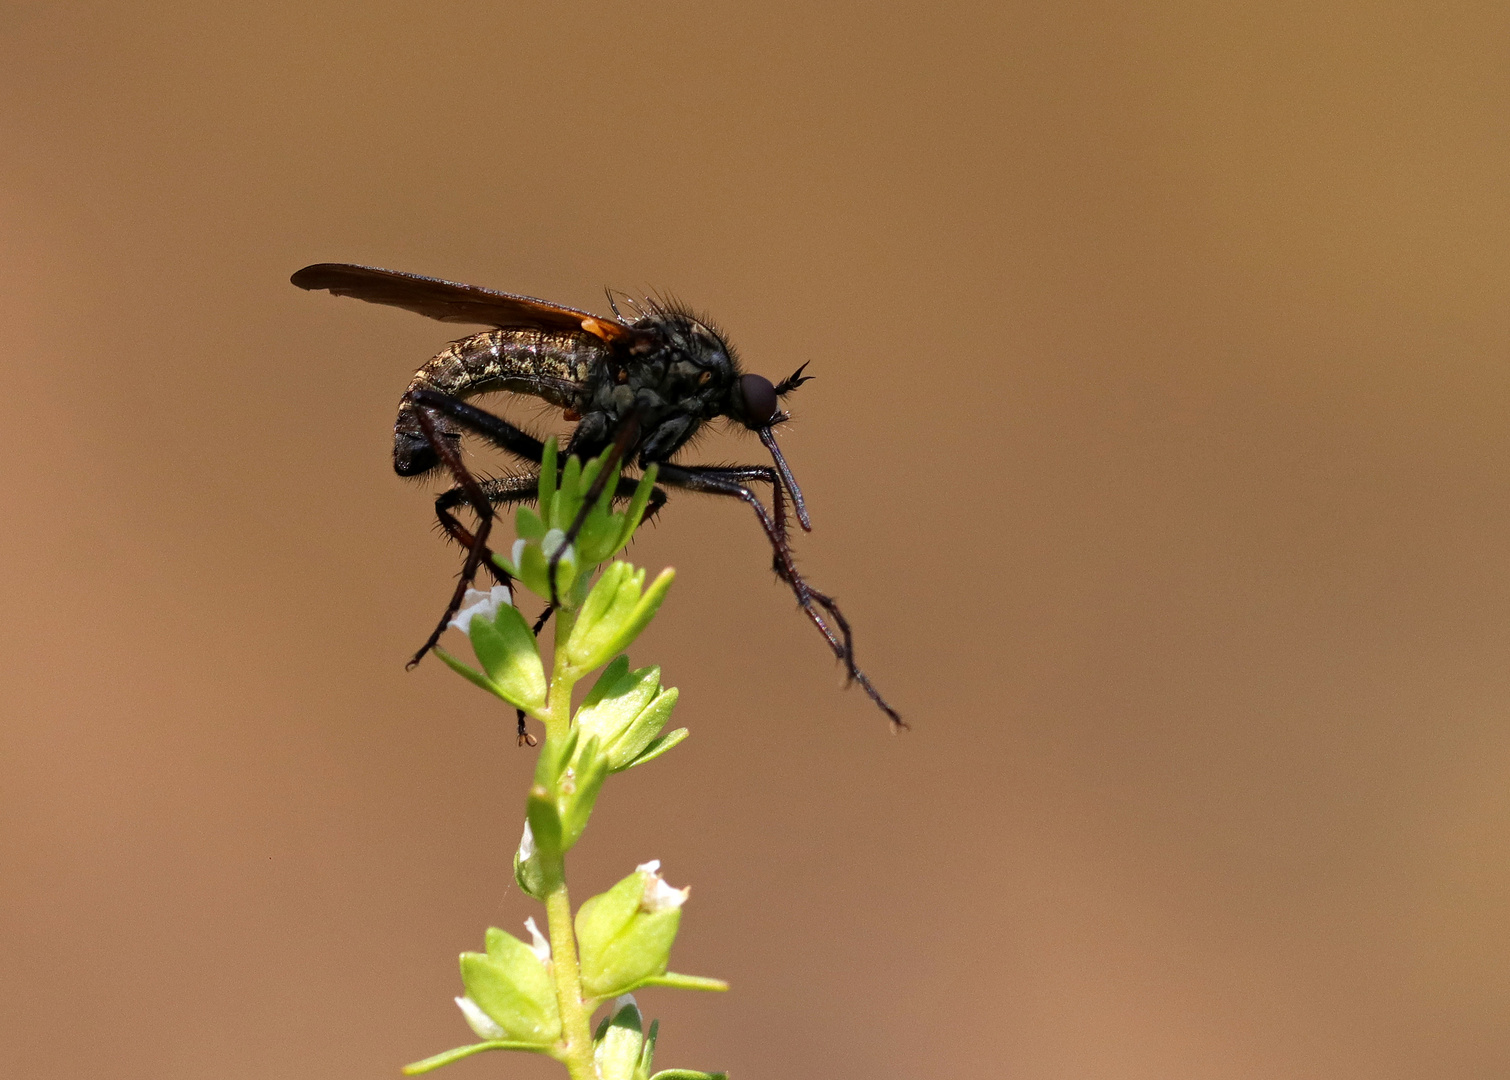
[
  {"xmin": 544, "ymin": 876, "xmax": 594, "ymax": 1079},
  {"xmin": 544, "ymin": 606, "xmax": 578, "ymax": 741},
  {"xmin": 542, "ymin": 606, "xmax": 596, "ymax": 1080}
]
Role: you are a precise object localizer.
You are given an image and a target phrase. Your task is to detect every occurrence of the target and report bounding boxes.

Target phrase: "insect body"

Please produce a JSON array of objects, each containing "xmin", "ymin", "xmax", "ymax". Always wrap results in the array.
[{"xmin": 291, "ymin": 263, "xmax": 902, "ymax": 728}]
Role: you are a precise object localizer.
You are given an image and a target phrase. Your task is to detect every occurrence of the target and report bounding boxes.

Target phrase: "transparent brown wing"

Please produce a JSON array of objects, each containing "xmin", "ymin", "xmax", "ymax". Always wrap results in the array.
[{"xmin": 290, "ymin": 263, "xmax": 633, "ymax": 341}]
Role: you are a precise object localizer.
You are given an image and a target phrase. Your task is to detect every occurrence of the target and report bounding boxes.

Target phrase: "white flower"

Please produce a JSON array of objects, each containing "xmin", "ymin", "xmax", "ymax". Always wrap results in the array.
[
  {"xmin": 454, "ymin": 995, "xmax": 506, "ymax": 1040},
  {"xmin": 518, "ymin": 820, "xmax": 536, "ymax": 863},
  {"xmin": 613, "ymin": 993, "xmax": 639, "ymax": 1015},
  {"xmin": 447, "ymin": 585, "xmax": 513, "ymax": 634},
  {"xmin": 636, "ymin": 859, "xmax": 689, "ymax": 913},
  {"xmin": 524, "ymin": 916, "xmax": 551, "ymax": 963}
]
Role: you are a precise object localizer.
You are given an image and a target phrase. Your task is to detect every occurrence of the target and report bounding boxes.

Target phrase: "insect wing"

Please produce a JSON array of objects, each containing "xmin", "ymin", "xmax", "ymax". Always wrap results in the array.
[{"xmin": 290, "ymin": 263, "xmax": 634, "ymax": 341}]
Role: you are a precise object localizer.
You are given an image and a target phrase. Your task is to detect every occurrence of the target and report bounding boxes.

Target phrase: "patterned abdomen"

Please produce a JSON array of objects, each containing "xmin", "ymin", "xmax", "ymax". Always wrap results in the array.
[
  {"xmin": 393, "ymin": 329, "xmax": 603, "ymax": 475},
  {"xmin": 406, "ymin": 329, "xmax": 600, "ymax": 408}
]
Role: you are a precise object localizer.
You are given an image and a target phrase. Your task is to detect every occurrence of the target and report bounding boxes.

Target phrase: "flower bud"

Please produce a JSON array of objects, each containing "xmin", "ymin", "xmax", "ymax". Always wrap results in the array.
[
  {"xmin": 434, "ymin": 587, "xmax": 547, "ymax": 717},
  {"xmin": 494, "ymin": 527, "xmax": 576, "ymax": 601},
  {"xmin": 513, "ymin": 820, "xmax": 549, "ymax": 899},
  {"xmin": 447, "ymin": 585, "xmax": 512, "ymax": 634},
  {"xmin": 455, "ymin": 925, "xmax": 561, "ymax": 1046},
  {"xmin": 575, "ymin": 861, "xmax": 688, "ymax": 999},
  {"xmin": 592, "ymin": 995, "xmax": 644, "ymax": 1080}
]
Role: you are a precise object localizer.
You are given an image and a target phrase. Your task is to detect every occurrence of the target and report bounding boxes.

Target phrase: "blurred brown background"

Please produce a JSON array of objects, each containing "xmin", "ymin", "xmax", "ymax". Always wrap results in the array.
[{"xmin": 4, "ymin": 2, "xmax": 1509, "ymax": 1077}]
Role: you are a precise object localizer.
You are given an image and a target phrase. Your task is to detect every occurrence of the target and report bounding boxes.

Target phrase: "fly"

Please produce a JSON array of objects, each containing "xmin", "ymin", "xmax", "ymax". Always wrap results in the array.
[{"xmin": 292, "ymin": 263, "xmax": 904, "ymax": 729}]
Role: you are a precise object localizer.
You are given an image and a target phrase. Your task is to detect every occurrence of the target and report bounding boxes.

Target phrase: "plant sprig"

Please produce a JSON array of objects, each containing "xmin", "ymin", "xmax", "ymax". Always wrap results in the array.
[{"xmin": 407, "ymin": 440, "xmax": 727, "ymax": 1080}]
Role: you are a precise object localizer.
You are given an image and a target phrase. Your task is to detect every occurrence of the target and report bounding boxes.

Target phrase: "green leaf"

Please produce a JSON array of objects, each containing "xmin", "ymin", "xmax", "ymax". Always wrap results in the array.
[
  {"xmin": 637, "ymin": 1018, "xmax": 660, "ymax": 1080},
  {"xmin": 467, "ymin": 605, "xmax": 547, "ymax": 715},
  {"xmin": 575, "ymin": 456, "xmax": 625, "ymax": 564},
  {"xmin": 579, "ymin": 455, "xmax": 604, "ymax": 509},
  {"xmin": 579, "ymin": 655, "xmax": 636, "ymax": 712},
  {"xmin": 515, "ymin": 505, "xmax": 547, "ymax": 541},
  {"xmin": 402, "ymin": 1040, "xmax": 551, "ymax": 1074},
  {"xmin": 561, "ymin": 736, "xmax": 610, "ymax": 849},
  {"xmin": 574, "ymin": 661, "xmax": 680, "ymax": 770},
  {"xmin": 614, "ymin": 465, "xmax": 659, "ymax": 554},
  {"xmin": 578, "ymin": 660, "xmax": 659, "ymax": 727},
  {"xmin": 575, "ymin": 870, "xmax": 644, "ymax": 981},
  {"xmin": 607, "ymin": 688, "xmax": 678, "ymax": 771},
  {"xmin": 563, "ymin": 563, "xmax": 675, "ymax": 675},
  {"xmin": 563, "ymin": 562, "xmax": 638, "ymax": 672},
  {"xmin": 457, "ymin": 929, "xmax": 560, "ymax": 1045},
  {"xmin": 538, "ymin": 437, "xmax": 558, "ymax": 520},
  {"xmin": 624, "ymin": 727, "xmax": 689, "ymax": 770},
  {"xmin": 525, "ymin": 786, "xmax": 564, "ymax": 865},
  {"xmin": 595, "ymin": 567, "xmax": 675, "ymax": 662},
  {"xmin": 577, "ymin": 507, "xmax": 621, "ymax": 566},
  {"xmin": 534, "ymin": 727, "xmax": 580, "ymax": 789},
  {"xmin": 519, "ymin": 533, "xmax": 577, "ymax": 600},
  {"xmin": 593, "ymin": 455, "xmax": 623, "ymax": 518},
  {"xmin": 433, "ymin": 648, "xmax": 501, "ymax": 699},
  {"xmin": 637, "ymin": 973, "xmax": 728, "ymax": 992},
  {"xmin": 554, "ymin": 455, "xmax": 584, "ymax": 531}
]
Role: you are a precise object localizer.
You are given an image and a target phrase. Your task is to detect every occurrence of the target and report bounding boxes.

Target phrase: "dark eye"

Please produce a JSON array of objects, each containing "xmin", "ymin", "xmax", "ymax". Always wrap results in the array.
[{"xmin": 738, "ymin": 373, "xmax": 779, "ymax": 427}]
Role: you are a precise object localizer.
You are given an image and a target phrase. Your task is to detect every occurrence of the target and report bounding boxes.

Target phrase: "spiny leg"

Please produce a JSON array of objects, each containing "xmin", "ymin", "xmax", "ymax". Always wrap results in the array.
[
  {"xmin": 406, "ymin": 404, "xmax": 514, "ymax": 669},
  {"xmin": 433, "ymin": 475, "xmax": 544, "ymax": 746},
  {"xmin": 665, "ymin": 465, "xmax": 795, "ymax": 578},
  {"xmin": 407, "ymin": 389, "xmax": 546, "ymax": 462},
  {"xmin": 434, "ymin": 475, "xmax": 540, "ymax": 587},
  {"xmin": 656, "ymin": 463, "xmax": 906, "ymax": 729},
  {"xmin": 402, "ymin": 390, "xmax": 550, "ymax": 667}
]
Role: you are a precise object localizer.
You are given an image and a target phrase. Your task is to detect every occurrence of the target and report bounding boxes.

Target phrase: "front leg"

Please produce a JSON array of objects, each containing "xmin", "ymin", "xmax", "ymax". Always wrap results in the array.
[{"xmin": 656, "ymin": 463, "xmax": 905, "ymax": 729}]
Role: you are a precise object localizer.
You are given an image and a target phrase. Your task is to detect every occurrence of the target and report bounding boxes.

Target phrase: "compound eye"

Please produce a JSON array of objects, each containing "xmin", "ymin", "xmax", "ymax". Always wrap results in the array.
[{"xmin": 738, "ymin": 373, "xmax": 779, "ymax": 427}]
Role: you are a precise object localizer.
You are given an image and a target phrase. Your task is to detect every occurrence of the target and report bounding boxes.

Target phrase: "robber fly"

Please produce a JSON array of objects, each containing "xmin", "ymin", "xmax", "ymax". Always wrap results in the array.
[{"xmin": 291, "ymin": 263, "xmax": 903, "ymax": 729}]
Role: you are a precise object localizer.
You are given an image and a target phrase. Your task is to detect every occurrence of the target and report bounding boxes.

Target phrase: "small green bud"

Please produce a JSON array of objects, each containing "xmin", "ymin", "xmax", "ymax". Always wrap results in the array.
[
  {"xmin": 593, "ymin": 996, "xmax": 645, "ymax": 1080},
  {"xmin": 563, "ymin": 563, "xmax": 676, "ymax": 675},
  {"xmin": 576, "ymin": 861, "xmax": 688, "ymax": 1000},
  {"xmin": 455, "ymin": 922, "xmax": 560, "ymax": 1046},
  {"xmin": 575, "ymin": 657, "xmax": 684, "ymax": 771},
  {"xmin": 513, "ymin": 820, "xmax": 548, "ymax": 899},
  {"xmin": 506, "ymin": 528, "xmax": 579, "ymax": 601}
]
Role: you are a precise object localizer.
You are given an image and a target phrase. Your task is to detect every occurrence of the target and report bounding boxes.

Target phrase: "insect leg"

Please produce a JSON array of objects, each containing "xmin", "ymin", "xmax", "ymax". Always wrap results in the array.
[
  {"xmin": 406, "ymin": 405, "xmax": 509, "ymax": 668},
  {"xmin": 406, "ymin": 389, "xmax": 546, "ymax": 463},
  {"xmin": 434, "ymin": 476, "xmax": 540, "ymax": 584},
  {"xmin": 432, "ymin": 476, "xmax": 547, "ymax": 748},
  {"xmin": 402, "ymin": 391, "xmax": 546, "ymax": 669},
  {"xmin": 655, "ymin": 463, "xmax": 905, "ymax": 729}
]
